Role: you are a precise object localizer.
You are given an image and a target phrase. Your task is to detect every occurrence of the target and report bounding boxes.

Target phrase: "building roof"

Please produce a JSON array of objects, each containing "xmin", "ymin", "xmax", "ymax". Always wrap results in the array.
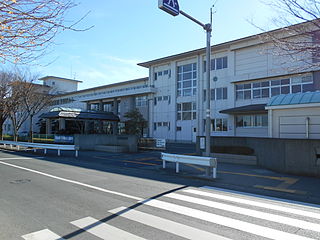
[
  {"xmin": 138, "ymin": 20, "xmax": 315, "ymax": 68},
  {"xmin": 40, "ymin": 108, "xmax": 119, "ymax": 121},
  {"xmin": 39, "ymin": 76, "xmax": 83, "ymax": 83},
  {"xmin": 220, "ymin": 104, "xmax": 267, "ymax": 114},
  {"xmin": 267, "ymin": 92, "xmax": 320, "ymax": 107},
  {"xmin": 55, "ymin": 77, "xmax": 149, "ymax": 98}
]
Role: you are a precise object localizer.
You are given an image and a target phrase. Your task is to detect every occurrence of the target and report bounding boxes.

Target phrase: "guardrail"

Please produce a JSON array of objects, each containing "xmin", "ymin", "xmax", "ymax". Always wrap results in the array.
[
  {"xmin": 161, "ymin": 152, "xmax": 217, "ymax": 178},
  {"xmin": 0, "ymin": 140, "xmax": 79, "ymax": 157}
]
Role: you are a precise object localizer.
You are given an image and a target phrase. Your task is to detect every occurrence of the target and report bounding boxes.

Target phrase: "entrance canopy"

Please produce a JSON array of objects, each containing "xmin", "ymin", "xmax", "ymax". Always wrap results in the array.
[
  {"xmin": 40, "ymin": 107, "xmax": 119, "ymax": 121},
  {"xmin": 220, "ymin": 104, "xmax": 266, "ymax": 114}
]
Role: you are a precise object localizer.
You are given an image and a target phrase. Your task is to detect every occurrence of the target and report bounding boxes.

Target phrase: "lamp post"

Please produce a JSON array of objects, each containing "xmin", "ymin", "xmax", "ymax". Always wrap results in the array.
[{"xmin": 159, "ymin": 0, "xmax": 212, "ymax": 156}]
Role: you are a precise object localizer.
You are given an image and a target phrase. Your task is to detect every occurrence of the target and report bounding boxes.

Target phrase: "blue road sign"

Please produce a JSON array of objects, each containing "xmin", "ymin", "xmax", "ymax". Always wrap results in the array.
[{"xmin": 158, "ymin": 0, "xmax": 180, "ymax": 16}]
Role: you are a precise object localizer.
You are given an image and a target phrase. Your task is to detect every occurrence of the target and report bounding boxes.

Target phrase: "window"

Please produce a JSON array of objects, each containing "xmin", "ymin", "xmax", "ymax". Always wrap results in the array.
[
  {"xmin": 177, "ymin": 126, "xmax": 182, "ymax": 131},
  {"xmin": 136, "ymin": 96, "xmax": 147, "ymax": 107},
  {"xmin": 154, "ymin": 123, "xmax": 157, "ymax": 131},
  {"xmin": 216, "ymin": 56, "xmax": 228, "ymax": 70},
  {"xmin": 236, "ymin": 74, "xmax": 314, "ymax": 101},
  {"xmin": 177, "ymin": 63, "xmax": 197, "ymax": 96},
  {"xmin": 236, "ymin": 115, "xmax": 268, "ymax": 128},
  {"xmin": 157, "ymin": 96, "xmax": 163, "ymax": 101},
  {"xmin": 154, "ymin": 97, "xmax": 157, "ymax": 106},
  {"xmin": 177, "ymin": 102, "xmax": 197, "ymax": 121},
  {"xmin": 211, "ymin": 118, "xmax": 228, "ymax": 131},
  {"xmin": 158, "ymin": 71, "xmax": 162, "ymax": 76},
  {"xmin": 236, "ymin": 84, "xmax": 251, "ymax": 100},
  {"xmin": 104, "ymin": 103, "xmax": 113, "ymax": 112},
  {"xmin": 154, "ymin": 72, "xmax": 157, "ymax": 81},
  {"xmin": 163, "ymin": 96, "xmax": 169, "ymax": 101},
  {"xmin": 216, "ymin": 87, "xmax": 228, "ymax": 100},
  {"xmin": 204, "ymin": 57, "xmax": 228, "ymax": 72}
]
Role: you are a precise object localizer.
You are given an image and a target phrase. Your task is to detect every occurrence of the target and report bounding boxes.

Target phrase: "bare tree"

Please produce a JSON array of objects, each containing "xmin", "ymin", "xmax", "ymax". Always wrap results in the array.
[
  {"xmin": 18, "ymin": 71, "xmax": 53, "ymax": 141},
  {"xmin": 0, "ymin": 0, "xmax": 90, "ymax": 64},
  {"xmin": 0, "ymin": 71, "xmax": 14, "ymax": 138},
  {"xmin": 255, "ymin": 0, "xmax": 320, "ymax": 70}
]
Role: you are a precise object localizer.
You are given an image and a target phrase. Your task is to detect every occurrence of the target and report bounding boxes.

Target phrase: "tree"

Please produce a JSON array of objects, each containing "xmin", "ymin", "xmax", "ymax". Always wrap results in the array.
[
  {"xmin": 256, "ymin": 0, "xmax": 320, "ymax": 70},
  {"xmin": 124, "ymin": 109, "xmax": 148, "ymax": 137},
  {"xmin": 0, "ymin": 0, "xmax": 90, "ymax": 64},
  {"xmin": 5, "ymin": 69, "xmax": 52, "ymax": 141},
  {"xmin": 0, "ymin": 71, "xmax": 14, "ymax": 138}
]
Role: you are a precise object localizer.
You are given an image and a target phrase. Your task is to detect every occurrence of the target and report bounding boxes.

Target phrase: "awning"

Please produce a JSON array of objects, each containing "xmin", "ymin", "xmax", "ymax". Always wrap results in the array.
[
  {"xmin": 220, "ymin": 104, "xmax": 267, "ymax": 114},
  {"xmin": 40, "ymin": 110, "xmax": 119, "ymax": 121}
]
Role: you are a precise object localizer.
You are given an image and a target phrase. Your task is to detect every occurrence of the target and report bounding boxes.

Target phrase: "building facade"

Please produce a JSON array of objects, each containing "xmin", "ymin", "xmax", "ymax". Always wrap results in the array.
[
  {"xmin": 3, "ymin": 21, "xmax": 320, "ymax": 142},
  {"xmin": 139, "ymin": 23, "xmax": 320, "ymax": 142}
]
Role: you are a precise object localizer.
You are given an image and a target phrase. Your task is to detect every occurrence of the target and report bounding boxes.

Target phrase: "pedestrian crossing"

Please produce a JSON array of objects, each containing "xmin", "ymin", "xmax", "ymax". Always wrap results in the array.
[{"xmin": 21, "ymin": 186, "xmax": 320, "ymax": 240}]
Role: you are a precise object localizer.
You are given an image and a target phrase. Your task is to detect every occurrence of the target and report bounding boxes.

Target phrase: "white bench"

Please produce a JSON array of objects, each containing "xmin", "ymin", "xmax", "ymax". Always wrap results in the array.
[
  {"xmin": 161, "ymin": 152, "xmax": 217, "ymax": 178},
  {"xmin": 0, "ymin": 140, "xmax": 79, "ymax": 157}
]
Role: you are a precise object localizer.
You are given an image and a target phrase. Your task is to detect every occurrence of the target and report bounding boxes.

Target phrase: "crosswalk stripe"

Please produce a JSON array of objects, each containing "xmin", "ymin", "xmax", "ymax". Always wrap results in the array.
[
  {"xmin": 166, "ymin": 192, "xmax": 320, "ymax": 232},
  {"xmin": 70, "ymin": 216, "xmax": 146, "ymax": 240},
  {"xmin": 141, "ymin": 199, "xmax": 315, "ymax": 240},
  {"xmin": 22, "ymin": 229, "xmax": 64, "ymax": 240},
  {"xmin": 109, "ymin": 206, "xmax": 232, "ymax": 240},
  {"xmin": 186, "ymin": 188, "xmax": 320, "ymax": 220}
]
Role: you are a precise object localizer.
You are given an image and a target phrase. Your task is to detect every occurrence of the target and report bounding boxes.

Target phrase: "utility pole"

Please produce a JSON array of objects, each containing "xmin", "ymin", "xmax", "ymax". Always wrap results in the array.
[{"xmin": 159, "ymin": 0, "xmax": 212, "ymax": 156}]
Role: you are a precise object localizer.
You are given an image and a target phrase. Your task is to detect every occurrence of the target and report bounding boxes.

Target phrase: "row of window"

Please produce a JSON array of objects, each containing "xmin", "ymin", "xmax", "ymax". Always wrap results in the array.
[
  {"xmin": 154, "ymin": 95, "xmax": 170, "ymax": 105},
  {"xmin": 52, "ymin": 98, "xmax": 75, "ymax": 106},
  {"xmin": 177, "ymin": 102, "xmax": 197, "ymax": 120},
  {"xmin": 154, "ymin": 122, "xmax": 170, "ymax": 130},
  {"xmin": 204, "ymin": 56, "xmax": 228, "ymax": 72},
  {"xmin": 204, "ymin": 87, "xmax": 228, "ymax": 101},
  {"xmin": 236, "ymin": 115, "xmax": 268, "ymax": 128},
  {"xmin": 204, "ymin": 118, "xmax": 228, "ymax": 132},
  {"xmin": 154, "ymin": 69, "xmax": 171, "ymax": 80},
  {"xmin": 236, "ymin": 75, "xmax": 313, "ymax": 100}
]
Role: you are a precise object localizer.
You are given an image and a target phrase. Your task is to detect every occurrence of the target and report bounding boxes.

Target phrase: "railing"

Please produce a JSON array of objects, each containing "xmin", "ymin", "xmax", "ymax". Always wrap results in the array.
[
  {"xmin": 0, "ymin": 140, "xmax": 79, "ymax": 157},
  {"xmin": 161, "ymin": 152, "xmax": 217, "ymax": 178}
]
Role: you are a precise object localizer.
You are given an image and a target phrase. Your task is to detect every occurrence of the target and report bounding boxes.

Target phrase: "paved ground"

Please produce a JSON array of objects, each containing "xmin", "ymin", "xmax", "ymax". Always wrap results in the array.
[{"xmin": 1, "ymin": 143, "xmax": 320, "ymax": 239}]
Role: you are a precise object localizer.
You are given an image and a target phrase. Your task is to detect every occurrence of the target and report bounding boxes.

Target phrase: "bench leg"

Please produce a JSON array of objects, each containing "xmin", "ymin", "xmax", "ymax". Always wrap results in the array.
[
  {"xmin": 10, "ymin": 144, "xmax": 12, "ymax": 149},
  {"xmin": 162, "ymin": 160, "xmax": 166, "ymax": 169},
  {"xmin": 212, "ymin": 167, "xmax": 217, "ymax": 179},
  {"xmin": 17, "ymin": 145, "xmax": 20, "ymax": 150},
  {"xmin": 34, "ymin": 148, "xmax": 37, "ymax": 153},
  {"xmin": 58, "ymin": 149, "xmax": 61, "ymax": 156},
  {"xmin": 176, "ymin": 162, "xmax": 179, "ymax": 173},
  {"xmin": 4, "ymin": 144, "xmax": 6, "ymax": 148},
  {"xmin": 75, "ymin": 150, "xmax": 78, "ymax": 158},
  {"xmin": 44, "ymin": 149, "xmax": 47, "ymax": 155}
]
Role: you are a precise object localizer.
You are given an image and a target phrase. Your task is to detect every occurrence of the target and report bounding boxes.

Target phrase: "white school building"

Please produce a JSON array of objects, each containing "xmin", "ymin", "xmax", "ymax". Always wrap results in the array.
[{"xmin": 4, "ymin": 20, "xmax": 320, "ymax": 142}]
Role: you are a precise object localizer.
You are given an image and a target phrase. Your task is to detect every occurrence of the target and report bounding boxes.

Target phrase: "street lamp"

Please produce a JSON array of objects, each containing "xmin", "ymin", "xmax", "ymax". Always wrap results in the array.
[{"xmin": 159, "ymin": 0, "xmax": 212, "ymax": 156}]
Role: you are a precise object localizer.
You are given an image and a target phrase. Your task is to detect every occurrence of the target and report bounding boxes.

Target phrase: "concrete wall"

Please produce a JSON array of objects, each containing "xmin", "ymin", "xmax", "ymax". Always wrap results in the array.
[
  {"xmin": 197, "ymin": 136, "xmax": 320, "ymax": 177},
  {"xmin": 74, "ymin": 134, "xmax": 138, "ymax": 152}
]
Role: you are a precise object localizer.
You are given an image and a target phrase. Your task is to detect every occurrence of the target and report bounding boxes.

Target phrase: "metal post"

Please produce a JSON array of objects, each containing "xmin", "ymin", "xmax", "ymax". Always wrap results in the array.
[{"xmin": 205, "ymin": 24, "xmax": 212, "ymax": 157}]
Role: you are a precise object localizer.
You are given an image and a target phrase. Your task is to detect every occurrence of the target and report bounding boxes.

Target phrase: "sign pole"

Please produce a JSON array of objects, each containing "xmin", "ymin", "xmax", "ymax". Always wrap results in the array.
[{"xmin": 159, "ymin": 1, "xmax": 213, "ymax": 156}]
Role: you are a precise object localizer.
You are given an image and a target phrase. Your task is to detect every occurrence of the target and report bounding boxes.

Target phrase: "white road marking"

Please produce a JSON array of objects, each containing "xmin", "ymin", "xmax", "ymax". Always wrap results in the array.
[
  {"xmin": 0, "ymin": 157, "xmax": 35, "ymax": 160},
  {"xmin": 141, "ymin": 199, "xmax": 315, "ymax": 240},
  {"xmin": 166, "ymin": 192, "xmax": 320, "ymax": 232},
  {"xmin": 71, "ymin": 216, "xmax": 146, "ymax": 240},
  {"xmin": 22, "ymin": 229, "xmax": 64, "ymax": 240},
  {"xmin": 109, "ymin": 206, "xmax": 232, "ymax": 240},
  {"xmin": 194, "ymin": 187, "xmax": 320, "ymax": 219},
  {"xmin": 0, "ymin": 161, "xmax": 142, "ymax": 201}
]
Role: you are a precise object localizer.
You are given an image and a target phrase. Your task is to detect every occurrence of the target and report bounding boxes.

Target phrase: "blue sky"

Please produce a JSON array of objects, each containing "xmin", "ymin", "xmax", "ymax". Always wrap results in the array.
[{"xmin": 35, "ymin": 0, "xmax": 277, "ymax": 90}]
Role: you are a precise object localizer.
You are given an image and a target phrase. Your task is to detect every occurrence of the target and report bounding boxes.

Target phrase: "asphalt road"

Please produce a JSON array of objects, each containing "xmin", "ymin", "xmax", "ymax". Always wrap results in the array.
[{"xmin": 1, "ymin": 148, "xmax": 320, "ymax": 240}]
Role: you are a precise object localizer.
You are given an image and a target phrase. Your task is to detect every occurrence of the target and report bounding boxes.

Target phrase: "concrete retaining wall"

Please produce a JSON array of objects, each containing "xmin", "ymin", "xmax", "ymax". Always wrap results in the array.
[
  {"xmin": 75, "ymin": 134, "xmax": 138, "ymax": 152},
  {"xmin": 197, "ymin": 136, "xmax": 320, "ymax": 177}
]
